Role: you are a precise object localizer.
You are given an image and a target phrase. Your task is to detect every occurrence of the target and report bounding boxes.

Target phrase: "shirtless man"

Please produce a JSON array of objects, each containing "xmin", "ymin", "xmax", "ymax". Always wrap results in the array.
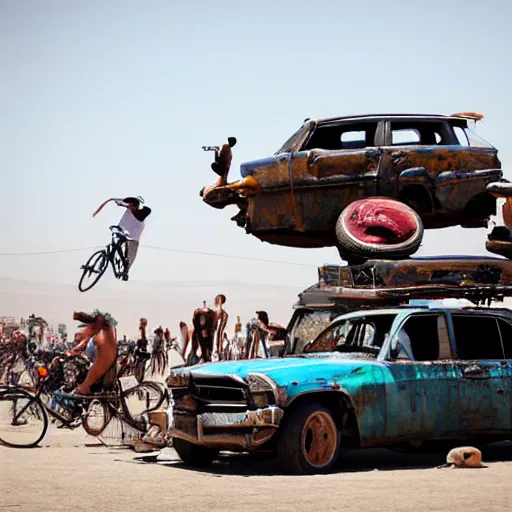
[
  {"xmin": 213, "ymin": 294, "xmax": 228, "ymax": 359},
  {"xmin": 191, "ymin": 301, "xmax": 216, "ymax": 363},
  {"xmin": 68, "ymin": 310, "xmax": 118, "ymax": 394}
]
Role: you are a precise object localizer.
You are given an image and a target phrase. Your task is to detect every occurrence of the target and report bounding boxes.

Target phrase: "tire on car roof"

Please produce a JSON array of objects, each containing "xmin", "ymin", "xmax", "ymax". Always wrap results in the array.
[{"xmin": 335, "ymin": 197, "xmax": 424, "ymax": 260}]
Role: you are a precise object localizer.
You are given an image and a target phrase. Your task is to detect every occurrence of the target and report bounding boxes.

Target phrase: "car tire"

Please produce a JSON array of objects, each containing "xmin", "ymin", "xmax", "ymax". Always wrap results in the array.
[
  {"xmin": 335, "ymin": 197, "xmax": 424, "ymax": 260},
  {"xmin": 172, "ymin": 437, "xmax": 219, "ymax": 468},
  {"xmin": 277, "ymin": 402, "xmax": 341, "ymax": 475}
]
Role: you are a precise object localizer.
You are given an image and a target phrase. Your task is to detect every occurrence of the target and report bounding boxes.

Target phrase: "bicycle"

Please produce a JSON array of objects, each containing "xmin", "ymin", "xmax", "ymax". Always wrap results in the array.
[
  {"xmin": 78, "ymin": 225, "xmax": 133, "ymax": 292},
  {"xmin": 0, "ymin": 353, "xmax": 167, "ymax": 448}
]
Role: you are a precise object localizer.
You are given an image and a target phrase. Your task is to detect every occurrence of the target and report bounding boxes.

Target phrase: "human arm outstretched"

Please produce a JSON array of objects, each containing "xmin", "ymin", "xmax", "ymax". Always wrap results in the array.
[{"xmin": 92, "ymin": 197, "xmax": 126, "ymax": 217}]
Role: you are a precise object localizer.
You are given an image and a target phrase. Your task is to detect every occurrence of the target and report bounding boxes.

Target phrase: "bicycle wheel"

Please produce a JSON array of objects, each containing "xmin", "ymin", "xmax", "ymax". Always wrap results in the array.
[
  {"xmin": 78, "ymin": 250, "xmax": 108, "ymax": 292},
  {"xmin": 121, "ymin": 382, "xmax": 167, "ymax": 425},
  {"xmin": 82, "ymin": 399, "xmax": 112, "ymax": 437},
  {"xmin": 0, "ymin": 387, "xmax": 48, "ymax": 448}
]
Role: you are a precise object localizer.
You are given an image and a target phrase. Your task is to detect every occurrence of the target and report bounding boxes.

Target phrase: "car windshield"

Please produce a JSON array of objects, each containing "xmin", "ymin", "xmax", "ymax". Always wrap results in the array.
[
  {"xmin": 289, "ymin": 310, "xmax": 337, "ymax": 354},
  {"xmin": 275, "ymin": 121, "xmax": 312, "ymax": 154},
  {"xmin": 305, "ymin": 314, "xmax": 397, "ymax": 357}
]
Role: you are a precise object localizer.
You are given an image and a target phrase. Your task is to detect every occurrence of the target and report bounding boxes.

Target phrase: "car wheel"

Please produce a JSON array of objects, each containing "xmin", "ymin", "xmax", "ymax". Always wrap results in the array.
[
  {"xmin": 335, "ymin": 197, "xmax": 424, "ymax": 259},
  {"xmin": 172, "ymin": 438, "xmax": 219, "ymax": 468},
  {"xmin": 277, "ymin": 402, "xmax": 341, "ymax": 475}
]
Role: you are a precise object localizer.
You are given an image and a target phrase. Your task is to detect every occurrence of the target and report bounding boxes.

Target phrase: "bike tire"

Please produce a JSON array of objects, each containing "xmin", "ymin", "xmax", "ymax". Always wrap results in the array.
[
  {"xmin": 120, "ymin": 382, "xmax": 167, "ymax": 426},
  {"xmin": 82, "ymin": 399, "xmax": 112, "ymax": 437},
  {"xmin": 78, "ymin": 250, "xmax": 108, "ymax": 292},
  {"xmin": 0, "ymin": 387, "xmax": 48, "ymax": 448}
]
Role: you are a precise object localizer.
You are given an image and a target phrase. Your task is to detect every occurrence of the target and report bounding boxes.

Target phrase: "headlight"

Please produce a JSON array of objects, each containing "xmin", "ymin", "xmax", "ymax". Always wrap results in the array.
[{"xmin": 246, "ymin": 373, "xmax": 277, "ymax": 408}]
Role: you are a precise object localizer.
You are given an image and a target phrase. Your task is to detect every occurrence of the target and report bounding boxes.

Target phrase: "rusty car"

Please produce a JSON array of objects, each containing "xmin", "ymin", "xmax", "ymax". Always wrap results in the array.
[
  {"xmin": 276, "ymin": 254, "xmax": 512, "ymax": 356},
  {"xmin": 165, "ymin": 257, "xmax": 512, "ymax": 475},
  {"xmin": 201, "ymin": 113, "xmax": 508, "ymax": 261}
]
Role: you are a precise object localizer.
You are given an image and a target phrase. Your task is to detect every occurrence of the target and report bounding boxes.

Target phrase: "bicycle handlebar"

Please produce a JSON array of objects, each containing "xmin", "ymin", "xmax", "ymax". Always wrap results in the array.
[{"xmin": 109, "ymin": 225, "xmax": 135, "ymax": 242}]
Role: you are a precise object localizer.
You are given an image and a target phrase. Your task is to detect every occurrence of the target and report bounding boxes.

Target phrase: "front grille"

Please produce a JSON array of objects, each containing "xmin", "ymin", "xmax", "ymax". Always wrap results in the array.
[
  {"xmin": 171, "ymin": 375, "xmax": 249, "ymax": 413},
  {"xmin": 195, "ymin": 384, "xmax": 247, "ymax": 404}
]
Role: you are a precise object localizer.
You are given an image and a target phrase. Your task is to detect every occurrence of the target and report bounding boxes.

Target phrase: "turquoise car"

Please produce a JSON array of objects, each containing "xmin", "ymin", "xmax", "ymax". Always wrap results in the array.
[{"xmin": 166, "ymin": 302, "xmax": 512, "ymax": 474}]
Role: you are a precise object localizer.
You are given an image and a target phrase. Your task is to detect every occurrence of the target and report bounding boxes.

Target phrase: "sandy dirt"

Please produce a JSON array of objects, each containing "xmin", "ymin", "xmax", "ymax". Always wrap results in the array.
[{"xmin": 1, "ymin": 427, "xmax": 511, "ymax": 512}]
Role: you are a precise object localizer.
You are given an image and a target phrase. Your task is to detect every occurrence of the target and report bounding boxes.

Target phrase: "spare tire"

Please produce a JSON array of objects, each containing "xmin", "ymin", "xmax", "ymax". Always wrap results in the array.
[{"xmin": 336, "ymin": 197, "xmax": 423, "ymax": 259}]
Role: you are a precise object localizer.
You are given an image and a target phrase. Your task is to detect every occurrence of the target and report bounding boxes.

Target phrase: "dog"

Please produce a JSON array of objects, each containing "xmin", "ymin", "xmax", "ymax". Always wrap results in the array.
[{"xmin": 437, "ymin": 446, "xmax": 487, "ymax": 468}]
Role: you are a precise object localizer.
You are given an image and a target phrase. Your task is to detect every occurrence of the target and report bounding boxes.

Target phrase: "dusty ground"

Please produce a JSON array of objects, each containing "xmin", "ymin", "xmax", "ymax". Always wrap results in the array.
[{"xmin": 1, "ymin": 427, "xmax": 511, "ymax": 512}]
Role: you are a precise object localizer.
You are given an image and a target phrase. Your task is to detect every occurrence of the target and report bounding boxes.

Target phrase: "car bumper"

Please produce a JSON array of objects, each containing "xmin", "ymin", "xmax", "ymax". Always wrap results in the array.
[{"xmin": 169, "ymin": 406, "xmax": 284, "ymax": 450}]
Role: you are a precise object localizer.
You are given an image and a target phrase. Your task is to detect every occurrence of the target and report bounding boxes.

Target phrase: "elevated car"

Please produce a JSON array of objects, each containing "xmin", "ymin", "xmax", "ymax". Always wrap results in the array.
[{"xmin": 201, "ymin": 113, "xmax": 506, "ymax": 261}]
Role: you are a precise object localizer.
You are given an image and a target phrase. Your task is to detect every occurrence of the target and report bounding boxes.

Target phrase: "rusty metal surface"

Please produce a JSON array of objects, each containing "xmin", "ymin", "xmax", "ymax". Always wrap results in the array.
[
  {"xmin": 320, "ymin": 257, "xmax": 512, "ymax": 288},
  {"xmin": 200, "ymin": 114, "xmax": 505, "ymax": 250},
  {"xmin": 314, "ymin": 257, "xmax": 512, "ymax": 305},
  {"xmin": 167, "ymin": 370, "xmax": 284, "ymax": 449}
]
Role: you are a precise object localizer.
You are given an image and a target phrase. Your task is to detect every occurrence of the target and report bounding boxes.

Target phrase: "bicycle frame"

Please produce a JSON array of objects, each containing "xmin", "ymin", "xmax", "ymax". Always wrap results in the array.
[
  {"xmin": 105, "ymin": 229, "xmax": 129, "ymax": 279},
  {"xmin": 78, "ymin": 225, "xmax": 133, "ymax": 292},
  {"xmin": 8, "ymin": 376, "xmax": 160, "ymax": 434}
]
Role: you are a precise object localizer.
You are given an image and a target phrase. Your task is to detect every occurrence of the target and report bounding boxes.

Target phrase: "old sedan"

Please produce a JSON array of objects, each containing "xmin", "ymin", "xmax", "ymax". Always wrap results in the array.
[
  {"xmin": 166, "ymin": 302, "xmax": 512, "ymax": 474},
  {"xmin": 201, "ymin": 113, "xmax": 505, "ymax": 261}
]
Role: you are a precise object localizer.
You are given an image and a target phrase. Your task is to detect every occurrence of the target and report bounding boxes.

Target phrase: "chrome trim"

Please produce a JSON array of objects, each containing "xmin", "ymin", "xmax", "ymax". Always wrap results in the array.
[{"xmin": 169, "ymin": 405, "xmax": 284, "ymax": 450}]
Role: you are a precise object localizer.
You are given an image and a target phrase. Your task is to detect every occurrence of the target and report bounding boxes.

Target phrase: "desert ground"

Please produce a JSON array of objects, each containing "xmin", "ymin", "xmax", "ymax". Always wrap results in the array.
[{"xmin": 1, "ymin": 427, "xmax": 511, "ymax": 512}]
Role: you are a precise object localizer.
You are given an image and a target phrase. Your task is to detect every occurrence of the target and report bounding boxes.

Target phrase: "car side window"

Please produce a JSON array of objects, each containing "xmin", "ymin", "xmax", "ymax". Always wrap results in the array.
[
  {"xmin": 389, "ymin": 121, "xmax": 451, "ymax": 146},
  {"xmin": 452, "ymin": 315, "xmax": 505, "ymax": 360},
  {"xmin": 391, "ymin": 314, "xmax": 448, "ymax": 361},
  {"xmin": 453, "ymin": 126, "xmax": 470, "ymax": 146},
  {"xmin": 303, "ymin": 121, "xmax": 378, "ymax": 151},
  {"xmin": 392, "ymin": 129, "xmax": 420, "ymax": 145}
]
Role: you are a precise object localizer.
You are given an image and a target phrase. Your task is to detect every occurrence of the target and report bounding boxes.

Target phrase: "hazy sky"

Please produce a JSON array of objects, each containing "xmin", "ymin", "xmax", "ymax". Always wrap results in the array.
[{"xmin": 1, "ymin": 0, "xmax": 511, "ymax": 333}]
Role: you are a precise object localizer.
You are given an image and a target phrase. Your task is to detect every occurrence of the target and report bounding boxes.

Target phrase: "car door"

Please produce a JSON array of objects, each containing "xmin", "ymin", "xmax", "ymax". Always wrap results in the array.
[
  {"xmin": 383, "ymin": 312, "xmax": 460, "ymax": 442},
  {"xmin": 291, "ymin": 120, "xmax": 383, "ymax": 233},
  {"xmin": 495, "ymin": 317, "xmax": 512, "ymax": 431},
  {"xmin": 378, "ymin": 119, "xmax": 456, "ymax": 200},
  {"xmin": 449, "ymin": 312, "xmax": 510, "ymax": 433}
]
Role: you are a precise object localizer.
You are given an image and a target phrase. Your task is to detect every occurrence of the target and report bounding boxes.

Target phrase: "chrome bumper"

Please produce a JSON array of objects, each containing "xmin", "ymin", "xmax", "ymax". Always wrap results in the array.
[{"xmin": 169, "ymin": 406, "xmax": 284, "ymax": 450}]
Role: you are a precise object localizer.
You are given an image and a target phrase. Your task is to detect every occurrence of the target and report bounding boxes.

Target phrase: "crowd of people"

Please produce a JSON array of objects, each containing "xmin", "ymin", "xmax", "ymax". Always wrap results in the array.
[{"xmin": 0, "ymin": 296, "xmax": 287, "ymax": 392}]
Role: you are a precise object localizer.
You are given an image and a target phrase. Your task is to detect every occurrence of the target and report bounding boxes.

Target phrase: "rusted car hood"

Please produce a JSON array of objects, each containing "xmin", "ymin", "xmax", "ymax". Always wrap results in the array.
[{"xmin": 182, "ymin": 354, "xmax": 379, "ymax": 384}]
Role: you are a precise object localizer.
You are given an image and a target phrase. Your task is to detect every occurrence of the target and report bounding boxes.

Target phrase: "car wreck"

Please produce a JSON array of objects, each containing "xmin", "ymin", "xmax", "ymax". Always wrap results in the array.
[
  {"xmin": 283, "ymin": 255, "xmax": 512, "ymax": 355},
  {"xmin": 200, "ymin": 112, "xmax": 512, "ymax": 261},
  {"xmin": 165, "ymin": 257, "xmax": 512, "ymax": 474}
]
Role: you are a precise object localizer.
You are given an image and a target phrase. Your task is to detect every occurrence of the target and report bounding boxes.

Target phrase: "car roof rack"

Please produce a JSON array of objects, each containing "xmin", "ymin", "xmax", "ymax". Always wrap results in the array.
[{"xmin": 317, "ymin": 256, "xmax": 512, "ymax": 307}]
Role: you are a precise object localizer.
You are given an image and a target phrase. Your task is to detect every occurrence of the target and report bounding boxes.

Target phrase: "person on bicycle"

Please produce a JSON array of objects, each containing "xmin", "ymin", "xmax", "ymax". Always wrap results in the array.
[
  {"xmin": 92, "ymin": 196, "xmax": 151, "ymax": 281},
  {"xmin": 68, "ymin": 310, "xmax": 118, "ymax": 394}
]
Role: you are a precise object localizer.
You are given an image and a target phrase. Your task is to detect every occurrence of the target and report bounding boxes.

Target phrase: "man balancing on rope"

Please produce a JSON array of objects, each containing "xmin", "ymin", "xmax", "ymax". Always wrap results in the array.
[
  {"xmin": 92, "ymin": 196, "xmax": 151, "ymax": 281},
  {"xmin": 67, "ymin": 310, "xmax": 118, "ymax": 394}
]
